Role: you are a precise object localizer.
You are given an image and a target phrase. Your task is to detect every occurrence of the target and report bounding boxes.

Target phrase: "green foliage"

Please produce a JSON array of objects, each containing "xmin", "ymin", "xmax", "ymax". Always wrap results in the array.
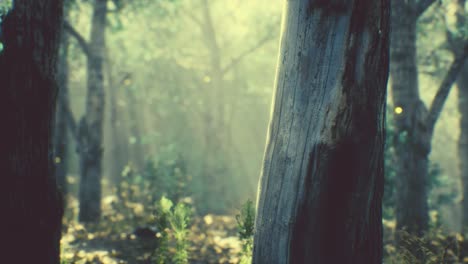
[
  {"xmin": 155, "ymin": 197, "xmax": 172, "ymax": 264},
  {"xmin": 171, "ymin": 202, "xmax": 191, "ymax": 264},
  {"xmin": 154, "ymin": 196, "xmax": 191, "ymax": 264},
  {"xmin": 236, "ymin": 200, "xmax": 256, "ymax": 264},
  {"xmin": 0, "ymin": 0, "xmax": 12, "ymax": 52},
  {"xmin": 141, "ymin": 148, "xmax": 190, "ymax": 203},
  {"xmin": 0, "ymin": 0, "xmax": 12, "ymax": 16},
  {"xmin": 383, "ymin": 109, "xmax": 397, "ymax": 219}
]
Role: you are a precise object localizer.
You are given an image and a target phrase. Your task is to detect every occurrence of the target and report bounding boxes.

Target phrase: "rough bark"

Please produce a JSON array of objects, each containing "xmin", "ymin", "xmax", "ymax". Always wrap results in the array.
[
  {"xmin": 0, "ymin": 0, "xmax": 64, "ymax": 263},
  {"xmin": 78, "ymin": 0, "xmax": 107, "ymax": 223},
  {"xmin": 390, "ymin": 1, "xmax": 430, "ymax": 236},
  {"xmin": 252, "ymin": 1, "xmax": 390, "ymax": 263}
]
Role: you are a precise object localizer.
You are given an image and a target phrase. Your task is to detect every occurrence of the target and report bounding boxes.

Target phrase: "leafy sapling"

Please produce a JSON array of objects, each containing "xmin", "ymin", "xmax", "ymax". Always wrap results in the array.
[
  {"xmin": 170, "ymin": 203, "xmax": 191, "ymax": 264},
  {"xmin": 236, "ymin": 199, "xmax": 256, "ymax": 264},
  {"xmin": 154, "ymin": 196, "xmax": 192, "ymax": 264}
]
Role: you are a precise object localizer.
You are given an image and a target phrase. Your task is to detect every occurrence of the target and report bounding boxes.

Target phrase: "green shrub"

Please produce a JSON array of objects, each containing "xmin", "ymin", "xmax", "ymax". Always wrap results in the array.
[
  {"xmin": 154, "ymin": 196, "xmax": 192, "ymax": 264},
  {"xmin": 236, "ymin": 200, "xmax": 256, "ymax": 264}
]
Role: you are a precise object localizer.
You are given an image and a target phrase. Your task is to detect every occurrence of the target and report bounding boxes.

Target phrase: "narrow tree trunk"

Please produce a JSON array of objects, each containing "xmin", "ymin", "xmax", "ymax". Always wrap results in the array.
[
  {"xmin": 458, "ymin": 66, "xmax": 468, "ymax": 231},
  {"xmin": 200, "ymin": 0, "xmax": 228, "ymax": 213},
  {"xmin": 0, "ymin": 0, "xmax": 64, "ymax": 263},
  {"xmin": 78, "ymin": 0, "xmax": 107, "ymax": 223},
  {"xmin": 125, "ymin": 85, "xmax": 146, "ymax": 170},
  {"xmin": 390, "ymin": 2, "xmax": 430, "ymax": 236},
  {"xmin": 445, "ymin": 0, "xmax": 468, "ymax": 233},
  {"xmin": 106, "ymin": 65, "xmax": 129, "ymax": 181},
  {"xmin": 253, "ymin": 1, "xmax": 390, "ymax": 263},
  {"xmin": 55, "ymin": 7, "xmax": 71, "ymax": 196}
]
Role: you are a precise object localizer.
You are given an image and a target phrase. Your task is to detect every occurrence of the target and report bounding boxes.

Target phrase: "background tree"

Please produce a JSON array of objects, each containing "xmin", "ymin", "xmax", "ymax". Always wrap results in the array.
[
  {"xmin": 253, "ymin": 1, "xmax": 390, "ymax": 263},
  {"xmin": 390, "ymin": 0, "xmax": 468, "ymax": 239},
  {"xmin": 0, "ymin": 0, "xmax": 64, "ymax": 263},
  {"xmin": 444, "ymin": 0, "xmax": 468, "ymax": 232},
  {"xmin": 63, "ymin": 0, "xmax": 108, "ymax": 222}
]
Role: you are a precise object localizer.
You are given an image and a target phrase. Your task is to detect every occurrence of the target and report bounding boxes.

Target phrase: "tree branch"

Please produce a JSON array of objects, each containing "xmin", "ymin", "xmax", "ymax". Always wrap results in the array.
[
  {"xmin": 63, "ymin": 20, "xmax": 91, "ymax": 57},
  {"xmin": 221, "ymin": 32, "xmax": 274, "ymax": 76},
  {"xmin": 415, "ymin": 0, "xmax": 438, "ymax": 17},
  {"xmin": 426, "ymin": 46, "xmax": 468, "ymax": 135}
]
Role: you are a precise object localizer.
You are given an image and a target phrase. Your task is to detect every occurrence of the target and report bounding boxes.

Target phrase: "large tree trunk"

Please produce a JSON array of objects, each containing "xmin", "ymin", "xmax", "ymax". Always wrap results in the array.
[
  {"xmin": 252, "ymin": 1, "xmax": 390, "ymax": 263},
  {"xmin": 55, "ymin": 6, "xmax": 71, "ymax": 196},
  {"xmin": 78, "ymin": 0, "xmax": 107, "ymax": 223},
  {"xmin": 0, "ymin": 0, "xmax": 64, "ymax": 263},
  {"xmin": 390, "ymin": 2, "xmax": 430, "ymax": 236}
]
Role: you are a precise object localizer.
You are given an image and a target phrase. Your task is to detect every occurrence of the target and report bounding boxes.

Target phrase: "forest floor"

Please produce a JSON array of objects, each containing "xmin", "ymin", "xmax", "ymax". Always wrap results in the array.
[
  {"xmin": 60, "ymin": 194, "xmax": 468, "ymax": 264},
  {"xmin": 61, "ymin": 194, "xmax": 245, "ymax": 264},
  {"xmin": 61, "ymin": 214, "xmax": 244, "ymax": 264}
]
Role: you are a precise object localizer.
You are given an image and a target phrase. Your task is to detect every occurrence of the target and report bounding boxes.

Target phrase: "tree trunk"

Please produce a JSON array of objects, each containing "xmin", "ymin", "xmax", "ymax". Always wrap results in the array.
[
  {"xmin": 445, "ymin": 0, "xmax": 468, "ymax": 233},
  {"xmin": 200, "ymin": 0, "xmax": 229, "ymax": 213},
  {"xmin": 0, "ymin": 0, "xmax": 64, "ymax": 263},
  {"xmin": 78, "ymin": 0, "xmax": 107, "ymax": 223},
  {"xmin": 458, "ymin": 65, "xmax": 468, "ymax": 231},
  {"xmin": 252, "ymin": 1, "xmax": 390, "ymax": 263},
  {"xmin": 390, "ymin": 2, "xmax": 430, "ymax": 236},
  {"xmin": 125, "ymin": 84, "xmax": 146, "ymax": 170},
  {"xmin": 106, "ymin": 61, "xmax": 129, "ymax": 181},
  {"xmin": 54, "ymin": 6, "xmax": 71, "ymax": 196}
]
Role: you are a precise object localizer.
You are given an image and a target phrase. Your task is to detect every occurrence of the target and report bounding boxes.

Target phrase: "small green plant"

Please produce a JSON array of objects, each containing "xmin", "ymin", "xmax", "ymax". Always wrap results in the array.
[
  {"xmin": 155, "ymin": 196, "xmax": 172, "ymax": 264},
  {"xmin": 170, "ymin": 202, "xmax": 191, "ymax": 264},
  {"xmin": 154, "ymin": 196, "xmax": 191, "ymax": 264},
  {"xmin": 236, "ymin": 199, "xmax": 256, "ymax": 264}
]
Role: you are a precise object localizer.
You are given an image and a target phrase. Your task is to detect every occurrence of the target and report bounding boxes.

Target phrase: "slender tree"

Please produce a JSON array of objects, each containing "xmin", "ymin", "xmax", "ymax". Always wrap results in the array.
[
  {"xmin": 0, "ymin": 0, "xmax": 64, "ymax": 263},
  {"xmin": 77, "ymin": 0, "xmax": 107, "ymax": 222},
  {"xmin": 391, "ymin": 0, "xmax": 468, "ymax": 238},
  {"xmin": 62, "ymin": 0, "xmax": 107, "ymax": 222},
  {"xmin": 445, "ymin": 0, "xmax": 468, "ymax": 232},
  {"xmin": 253, "ymin": 1, "xmax": 390, "ymax": 263}
]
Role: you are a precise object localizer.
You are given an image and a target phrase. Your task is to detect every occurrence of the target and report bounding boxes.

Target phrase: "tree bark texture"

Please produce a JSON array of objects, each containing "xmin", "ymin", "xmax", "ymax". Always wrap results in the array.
[
  {"xmin": 0, "ymin": 0, "xmax": 64, "ymax": 263},
  {"xmin": 78, "ymin": 0, "xmax": 107, "ymax": 223},
  {"xmin": 252, "ymin": 1, "xmax": 390, "ymax": 263}
]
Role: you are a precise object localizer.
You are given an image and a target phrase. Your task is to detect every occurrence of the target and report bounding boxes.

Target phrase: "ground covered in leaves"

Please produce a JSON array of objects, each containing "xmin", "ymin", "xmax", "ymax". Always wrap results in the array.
[
  {"xmin": 61, "ymin": 214, "xmax": 246, "ymax": 263},
  {"xmin": 61, "ymin": 195, "xmax": 247, "ymax": 264},
  {"xmin": 60, "ymin": 180, "xmax": 468, "ymax": 264}
]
